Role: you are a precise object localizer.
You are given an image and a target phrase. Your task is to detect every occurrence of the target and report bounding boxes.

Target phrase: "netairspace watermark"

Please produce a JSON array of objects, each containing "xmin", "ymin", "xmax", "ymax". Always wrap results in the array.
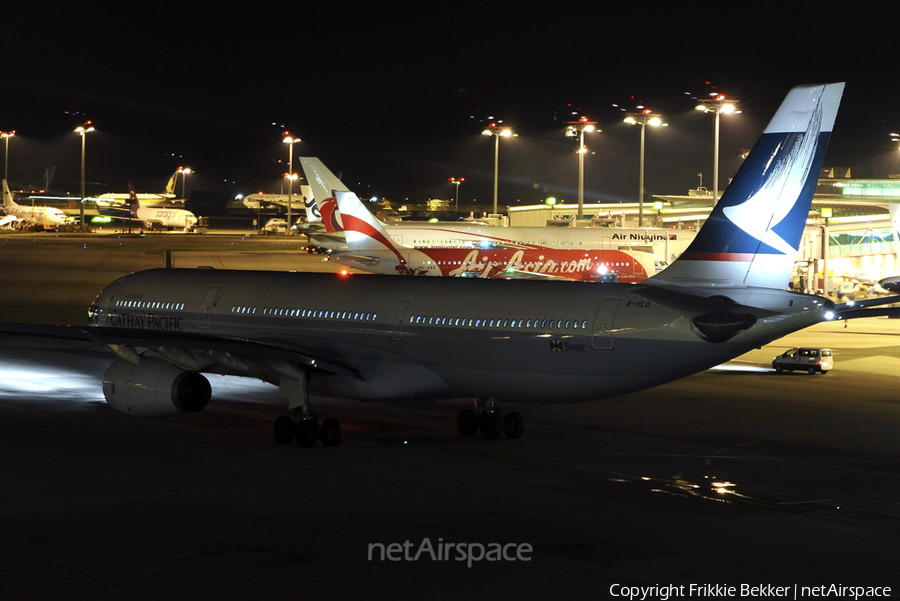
[
  {"xmin": 609, "ymin": 583, "xmax": 893, "ymax": 601},
  {"xmin": 367, "ymin": 538, "xmax": 532, "ymax": 568}
]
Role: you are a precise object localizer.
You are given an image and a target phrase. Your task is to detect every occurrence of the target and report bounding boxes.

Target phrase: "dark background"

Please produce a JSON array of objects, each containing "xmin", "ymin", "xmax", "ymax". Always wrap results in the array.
[{"xmin": 2, "ymin": 4, "xmax": 895, "ymax": 207}]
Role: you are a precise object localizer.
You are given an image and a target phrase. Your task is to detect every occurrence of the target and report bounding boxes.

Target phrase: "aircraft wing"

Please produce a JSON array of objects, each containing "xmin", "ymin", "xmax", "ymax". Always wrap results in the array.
[
  {"xmin": 306, "ymin": 232, "xmax": 349, "ymax": 245},
  {"xmin": 326, "ymin": 254, "xmax": 382, "ymax": 267},
  {"xmin": 834, "ymin": 294, "xmax": 900, "ymax": 319},
  {"xmin": 0, "ymin": 322, "xmax": 363, "ymax": 380},
  {"xmin": 490, "ymin": 268, "xmax": 577, "ymax": 282}
]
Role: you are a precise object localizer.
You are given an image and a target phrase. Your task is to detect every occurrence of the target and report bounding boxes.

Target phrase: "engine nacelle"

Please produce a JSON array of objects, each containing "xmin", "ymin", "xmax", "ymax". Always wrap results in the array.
[{"xmin": 103, "ymin": 358, "xmax": 211, "ymax": 417}]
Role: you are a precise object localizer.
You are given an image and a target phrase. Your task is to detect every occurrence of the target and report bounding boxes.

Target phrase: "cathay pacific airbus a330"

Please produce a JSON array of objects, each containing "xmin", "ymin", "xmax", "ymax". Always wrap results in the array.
[{"xmin": 7, "ymin": 83, "xmax": 892, "ymax": 448}]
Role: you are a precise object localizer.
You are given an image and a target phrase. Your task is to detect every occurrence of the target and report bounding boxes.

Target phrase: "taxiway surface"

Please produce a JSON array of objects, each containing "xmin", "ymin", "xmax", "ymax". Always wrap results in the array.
[{"xmin": 1, "ymin": 235, "xmax": 898, "ymax": 600}]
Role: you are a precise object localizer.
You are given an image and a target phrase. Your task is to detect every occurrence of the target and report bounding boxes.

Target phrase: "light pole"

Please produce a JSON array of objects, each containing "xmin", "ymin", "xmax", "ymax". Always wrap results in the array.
[
  {"xmin": 74, "ymin": 121, "xmax": 95, "ymax": 228},
  {"xmin": 481, "ymin": 121, "xmax": 513, "ymax": 217},
  {"xmin": 624, "ymin": 110, "xmax": 666, "ymax": 227},
  {"xmin": 1, "ymin": 130, "xmax": 15, "ymax": 181},
  {"xmin": 565, "ymin": 117, "xmax": 598, "ymax": 221},
  {"xmin": 449, "ymin": 177, "xmax": 464, "ymax": 212},
  {"xmin": 282, "ymin": 132, "xmax": 300, "ymax": 233},
  {"xmin": 177, "ymin": 166, "xmax": 192, "ymax": 199},
  {"xmin": 695, "ymin": 94, "xmax": 740, "ymax": 205}
]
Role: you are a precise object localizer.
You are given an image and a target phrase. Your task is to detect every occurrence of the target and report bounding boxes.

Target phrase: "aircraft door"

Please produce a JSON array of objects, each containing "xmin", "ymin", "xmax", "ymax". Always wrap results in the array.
[
  {"xmin": 197, "ymin": 286, "xmax": 223, "ymax": 329},
  {"xmin": 392, "ymin": 301, "xmax": 410, "ymax": 341},
  {"xmin": 591, "ymin": 300, "xmax": 620, "ymax": 350}
]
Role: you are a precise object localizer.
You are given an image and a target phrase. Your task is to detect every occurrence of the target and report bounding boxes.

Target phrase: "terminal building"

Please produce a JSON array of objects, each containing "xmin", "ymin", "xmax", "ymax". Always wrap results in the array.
[{"xmin": 507, "ymin": 171, "xmax": 900, "ymax": 298}]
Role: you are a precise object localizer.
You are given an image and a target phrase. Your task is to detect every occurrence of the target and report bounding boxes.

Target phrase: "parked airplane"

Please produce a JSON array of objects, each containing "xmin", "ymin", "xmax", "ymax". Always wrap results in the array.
[
  {"xmin": 298, "ymin": 157, "xmax": 695, "ymax": 263},
  {"xmin": 240, "ymin": 187, "xmax": 314, "ymax": 212},
  {"xmin": 95, "ymin": 171, "xmax": 181, "ymax": 205},
  {"xmin": 1, "ymin": 179, "xmax": 67, "ymax": 230},
  {"xmin": 96, "ymin": 183, "xmax": 198, "ymax": 231},
  {"xmin": 7, "ymin": 83, "xmax": 889, "ymax": 449},
  {"xmin": 327, "ymin": 181, "xmax": 664, "ymax": 282}
]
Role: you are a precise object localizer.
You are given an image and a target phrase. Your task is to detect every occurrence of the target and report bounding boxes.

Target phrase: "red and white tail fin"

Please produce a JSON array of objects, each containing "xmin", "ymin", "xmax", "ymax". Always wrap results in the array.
[
  {"xmin": 299, "ymin": 157, "xmax": 349, "ymax": 233},
  {"xmin": 335, "ymin": 190, "xmax": 405, "ymax": 258}
]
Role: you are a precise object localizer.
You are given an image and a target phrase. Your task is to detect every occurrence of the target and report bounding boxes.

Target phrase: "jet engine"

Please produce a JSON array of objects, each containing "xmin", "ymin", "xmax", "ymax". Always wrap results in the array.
[{"xmin": 102, "ymin": 357, "xmax": 211, "ymax": 417}]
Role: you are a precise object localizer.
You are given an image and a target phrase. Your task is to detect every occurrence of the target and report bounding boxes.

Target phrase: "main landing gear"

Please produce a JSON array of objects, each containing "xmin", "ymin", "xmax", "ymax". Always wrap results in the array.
[
  {"xmin": 272, "ymin": 369, "xmax": 342, "ymax": 447},
  {"xmin": 274, "ymin": 414, "xmax": 342, "ymax": 447},
  {"xmin": 457, "ymin": 398, "xmax": 525, "ymax": 440}
]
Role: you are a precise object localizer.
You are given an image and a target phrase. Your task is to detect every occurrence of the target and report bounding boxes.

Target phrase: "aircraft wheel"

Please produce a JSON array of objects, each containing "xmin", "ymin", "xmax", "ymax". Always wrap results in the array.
[
  {"xmin": 503, "ymin": 411, "xmax": 525, "ymax": 439},
  {"xmin": 457, "ymin": 409, "xmax": 479, "ymax": 436},
  {"xmin": 273, "ymin": 416, "xmax": 295, "ymax": 444},
  {"xmin": 320, "ymin": 418, "xmax": 342, "ymax": 447},
  {"xmin": 479, "ymin": 412, "xmax": 502, "ymax": 440},
  {"xmin": 296, "ymin": 419, "xmax": 320, "ymax": 447}
]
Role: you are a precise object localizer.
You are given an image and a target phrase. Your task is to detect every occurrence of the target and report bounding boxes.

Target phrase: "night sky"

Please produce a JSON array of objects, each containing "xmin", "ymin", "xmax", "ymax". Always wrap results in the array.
[{"xmin": 3, "ymin": 5, "xmax": 897, "ymax": 208}]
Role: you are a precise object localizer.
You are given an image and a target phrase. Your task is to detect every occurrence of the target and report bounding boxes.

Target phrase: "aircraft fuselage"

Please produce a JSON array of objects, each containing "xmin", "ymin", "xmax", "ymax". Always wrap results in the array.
[{"xmin": 89, "ymin": 268, "xmax": 830, "ymax": 404}]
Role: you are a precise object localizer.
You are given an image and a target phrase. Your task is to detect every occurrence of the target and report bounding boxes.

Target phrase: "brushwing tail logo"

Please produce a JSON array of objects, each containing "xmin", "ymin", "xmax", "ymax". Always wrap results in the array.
[{"xmin": 721, "ymin": 98, "xmax": 824, "ymax": 256}]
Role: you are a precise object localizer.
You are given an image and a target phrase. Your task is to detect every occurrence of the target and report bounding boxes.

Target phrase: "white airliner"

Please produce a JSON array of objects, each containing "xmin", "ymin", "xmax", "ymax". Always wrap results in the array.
[
  {"xmin": 95, "ymin": 171, "xmax": 181, "ymax": 205},
  {"xmin": 298, "ymin": 157, "xmax": 695, "ymax": 264},
  {"xmin": 2, "ymin": 179, "xmax": 68, "ymax": 230},
  {"xmin": 6, "ymin": 83, "xmax": 893, "ymax": 449},
  {"xmin": 96, "ymin": 183, "xmax": 198, "ymax": 231},
  {"xmin": 326, "ymin": 180, "xmax": 665, "ymax": 282},
  {"xmin": 240, "ymin": 187, "xmax": 314, "ymax": 212}
]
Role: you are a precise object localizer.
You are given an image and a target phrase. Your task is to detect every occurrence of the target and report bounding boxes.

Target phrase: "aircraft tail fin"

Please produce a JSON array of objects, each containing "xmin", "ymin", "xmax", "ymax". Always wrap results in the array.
[
  {"xmin": 2, "ymin": 179, "xmax": 16, "ymax": 209},
  {"xmin": 165, "ymin": 172, "xmax": 177, "ymax": 195},
  {"xmin": 650, "ymin": 83, "xmax": 844, "ymax": 290},
  {"xmin": 127, "ymin": 183, "xmax": 141, "ymax": 218},
  {"xmin": 299, "ymin": 157, "xmax": 348, "ymax": 233},
  {"xmin": 334, "ymin": 190, "xmax": 406, "ymax": 256}
]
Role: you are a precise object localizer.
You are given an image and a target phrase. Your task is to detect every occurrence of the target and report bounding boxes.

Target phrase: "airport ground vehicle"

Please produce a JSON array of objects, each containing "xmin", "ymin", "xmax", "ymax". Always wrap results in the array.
[{"xmin": 772, "ymin": 348, "xmax": 833, "ymax": 374}]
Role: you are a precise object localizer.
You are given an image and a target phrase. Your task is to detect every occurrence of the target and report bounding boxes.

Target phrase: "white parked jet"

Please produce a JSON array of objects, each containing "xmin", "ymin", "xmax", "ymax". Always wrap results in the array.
[
  {"xmin": 7, "ymin": 83, "xmax": 889, "ymax": 448},
  {"xmin": 327, "ymin": 179, "xmax": 665, "ymax": 282},
  {"xmin": 95, "ymin": 171, "xmax": 182, "ymax": 205},
  {"xmin": 1, "ymin": 179, "xmax": 67, "ymax": 230},
  {"xmin": 96, "ymin": 183, "xmax": 198, "ymax": 231}
]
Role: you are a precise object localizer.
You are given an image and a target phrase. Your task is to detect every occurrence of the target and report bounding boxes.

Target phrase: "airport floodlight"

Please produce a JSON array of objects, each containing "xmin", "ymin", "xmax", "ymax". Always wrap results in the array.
[
  {"xmin": 1, "ymin": 130, "xmax": 15, "ymax": 181},
  {"xmin": 74, "ymin": 121, "xmax": 95, "ymax": 227},
  {"xmin": 481, "ymin": 122, "xmax": 514, "ymax": 216},
  {"xmin": 177, "ymin": 166, "xmax": 192, "ymax": 199},
  {"xmin": 695, "ymin": 94, "xmax": 740, "ymax": 206},
  {"xmin": 624, "ymin": 110, "xmax": 667, "ymax": 227},
  {"xmin": 282, "ymin": 132, "xmax": 301, "ymax": 233},
  {"xmin": 449, "ymin": 177, "xmax": 465, "ymax": 211},
  {"xmin": 565, "ymin": 117, "xmax": 599, "ymax": 221}
]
